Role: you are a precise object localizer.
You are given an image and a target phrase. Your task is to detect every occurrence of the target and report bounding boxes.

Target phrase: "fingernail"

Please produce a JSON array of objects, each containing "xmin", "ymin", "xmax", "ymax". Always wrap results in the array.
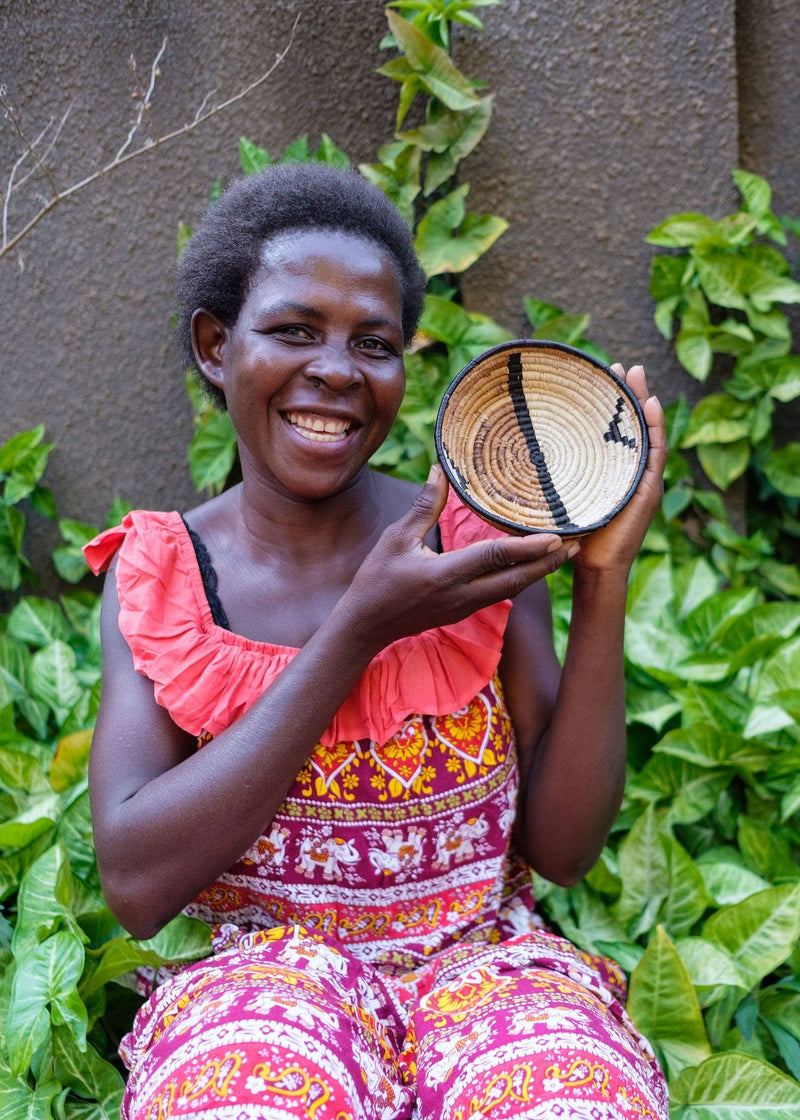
[
  {"xmin": 567, "ymin": 543, "xmax": 580, "ymax": 558},
  {"xmin": 545, "ymin": 537, "xmax": 563, "ymax": 553},
  {"xmin": 427, "ymin": 463, "xmax": 441, "ymax": 483}
]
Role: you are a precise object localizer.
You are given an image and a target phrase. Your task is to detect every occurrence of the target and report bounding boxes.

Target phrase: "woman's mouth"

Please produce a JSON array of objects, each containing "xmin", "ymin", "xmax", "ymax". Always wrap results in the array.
[{"xmin": 284, "ymin": 410, "xmax": 353, "ymax": 443}]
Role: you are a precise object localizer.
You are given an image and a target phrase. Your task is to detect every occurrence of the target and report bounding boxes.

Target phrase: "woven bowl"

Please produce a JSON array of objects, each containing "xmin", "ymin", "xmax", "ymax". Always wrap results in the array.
[{"xmin": 435, "ymin": 340, "xmax": 648, "ymax": 537}]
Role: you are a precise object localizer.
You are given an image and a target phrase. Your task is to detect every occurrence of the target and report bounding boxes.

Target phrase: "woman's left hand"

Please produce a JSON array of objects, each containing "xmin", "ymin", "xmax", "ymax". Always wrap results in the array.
[{"xmin": 571, "ymin": 364, "xmax": 667, "ymax": 577}]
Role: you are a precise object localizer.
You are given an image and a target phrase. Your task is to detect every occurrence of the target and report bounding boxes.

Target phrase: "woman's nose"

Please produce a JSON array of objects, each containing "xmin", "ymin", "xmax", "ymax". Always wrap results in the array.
[{"xmin": 303, "ymin": 346, "xmax": 363, "ymax": 390}]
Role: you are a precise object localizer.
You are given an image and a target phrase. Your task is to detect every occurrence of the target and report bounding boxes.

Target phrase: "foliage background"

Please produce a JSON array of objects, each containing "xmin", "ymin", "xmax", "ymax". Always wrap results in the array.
[
  {"xmin": 2, "ymin": 3, "xmax": 799, "ymax": 1119},
  {"xmin": 4, "ymin": 0, "xmax": 797, "ymax": 566}
]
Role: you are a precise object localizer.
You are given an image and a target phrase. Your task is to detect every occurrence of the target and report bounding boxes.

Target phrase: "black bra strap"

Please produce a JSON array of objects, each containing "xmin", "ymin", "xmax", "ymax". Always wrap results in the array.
[{"xmin": 181, "ymin": 519, "xmax": 231, "ymax": 630}]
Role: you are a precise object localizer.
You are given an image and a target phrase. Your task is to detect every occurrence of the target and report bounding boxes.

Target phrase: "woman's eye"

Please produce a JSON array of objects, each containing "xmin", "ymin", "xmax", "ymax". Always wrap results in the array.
[
  {"xmin": 356, "ymin": 337, "xmax": 396, "ymax": 355},
  {"xmin": 273, "ymin": 325, "xmax": 313, "ymax": 340}
]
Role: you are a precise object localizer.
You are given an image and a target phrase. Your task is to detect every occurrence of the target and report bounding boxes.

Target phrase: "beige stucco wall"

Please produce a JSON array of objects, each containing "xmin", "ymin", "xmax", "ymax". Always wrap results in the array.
[{"xmin": 2, "ymin": 0, "xmax": 797, "ymax": 582}]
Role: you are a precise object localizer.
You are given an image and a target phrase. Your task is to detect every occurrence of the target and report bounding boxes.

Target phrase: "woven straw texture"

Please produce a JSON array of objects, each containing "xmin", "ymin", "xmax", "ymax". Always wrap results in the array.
[{"xmin": 436, "ymin": 341, "xmax": 648, "ymax": 536}]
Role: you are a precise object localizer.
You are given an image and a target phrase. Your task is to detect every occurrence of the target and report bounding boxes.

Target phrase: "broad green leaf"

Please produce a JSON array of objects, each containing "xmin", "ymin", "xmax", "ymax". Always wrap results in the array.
[
  {"xmin": 675, "ymin": 936, "xmax": 746, "ymax": 1004},
  {"xmin": 674, "ymin": 557, "xmax": 720, "ymax": 619},
  {"xmin": 683, "ymin": 587, "xmax": 760, "ymax": 649},
  {"xmin": 763, "ymin": 443, "xmax": 800, "ymax": 497},
  {"xmin": 695, "ymin": 857, "xmax": 772, "ymax": 907},
  {"xmin": 28, "ymin": 642, "xmax": 82, "ymax": 725},
  {"xmin": 398, "ymin": 96, "xmax": 491, "ymax": 190},
  {"xmin": 703, "ymin": 883, "xmax": 800, "ymax": 990},
  {"xmin": 12, "ymin": 845, "xmax": 80, "ymax": 957},
  {"xmin": 0, "ymin": 1067, "xmax": 60, "ymax": 1120},
  {"xmin": 138, "ymin": 913, "xmax": 212, "ymax": 962},
  {"xmin": 315, "ymin": 133, "xmax": 350, "ymax": 168},
  {"xmin": 627, "ymin": 925, "xmax": 710, "ymax": 1078},
  {"xmin": 697, "ymin": 440, "xmax": 750, "ymax": 490},
  {"xmin": 239, "ymin": 136, "xmax": 272, "ymax": 174},
  {"xmin": 733, "ymin": 169, "xmax": 772, "ymax": 217},
  {"xmin": 0, "ymin": 507, "xmax": 28, "ymax": 591},
  {"xmin": 51, "ymin": 1026, "xmax": 124, "ymax": 1113},
  {"xmin": 757, "ymin": 637, "xmax": 800, "ymax": 701},
  {"xmin": 7, "ymin": 600, "xmax": 72, "ymax": 648},
  {"xmin": 646, "ymin": 213, "xmax": 718, "ymax": 247},
  {"xmin": 625, "ymin": 684, "xmax": 681, "ymax": 732},
  {"xmin": 661, "ymin": 836, "xmax": 711, "ymax": 937},
  {"xmin": 737, "ymin": 818, "xmax": 800, "ymax": 884},
  {"xmin": 386, "ymin": 11, "xmax": 481, "ymax": 110},
  {"xmin": 613, "ymin": 805, "xmax": 669, "ymax": 932},
  {"xmin": 759, "ymin": 988, "xmax": 800, "ymax": 1044},
  {"xmin": 7, "ymin": 930, "xmax": 86, "ymax": 1076},
  {"xmin": 82, "ymin": 915, "xmax": 210, "ymax": 997},
  {"xmin": 627, "ymin": 755, "xmax": 728, "ymax": 826},
  {"xmin": 187, "ymin": 411, "xmax": 237, "ymax": 494},
  {"xmin": 654, "ymin": 724, "xmax": 777, "ymax": 774},
  {"xmin": 682, "ymin": 394, "xmax": 752, "ymax": 448},
  {"xmin": 669, "ymin": 1051, "xmax": 800, "ymax": 1118},
  {"xmin": 0, "ymin": 789, "xmax": 61, "ymax": 849},
  {"xmin": 681, "ymin": 684, "xmax": 749, "ymax": 735}
]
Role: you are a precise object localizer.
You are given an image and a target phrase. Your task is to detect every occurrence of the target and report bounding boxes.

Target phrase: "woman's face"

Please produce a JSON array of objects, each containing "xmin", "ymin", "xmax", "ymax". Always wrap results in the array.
[{"xmin": 199, "ymin": 229, "xmax": 406, "ymax": 503}]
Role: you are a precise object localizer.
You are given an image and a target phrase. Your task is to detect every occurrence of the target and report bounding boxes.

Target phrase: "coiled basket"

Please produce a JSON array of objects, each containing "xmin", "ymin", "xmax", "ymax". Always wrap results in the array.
[{"xmin": 435, "ymin": 340, "xmax": 648, "ymax": 537}]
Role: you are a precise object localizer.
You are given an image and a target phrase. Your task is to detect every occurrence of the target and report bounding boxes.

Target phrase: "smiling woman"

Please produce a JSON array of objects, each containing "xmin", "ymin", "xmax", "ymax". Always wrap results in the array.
[{"xmin": 83, "ymin": 163, "xmax": 669, "ymax": 1119}]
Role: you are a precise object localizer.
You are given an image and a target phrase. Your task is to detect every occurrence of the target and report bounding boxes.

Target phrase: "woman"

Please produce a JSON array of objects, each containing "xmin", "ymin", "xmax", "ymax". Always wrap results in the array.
[{"xmin": 86, "ymin": 162, "xmax": 669, "ymax": 1119}]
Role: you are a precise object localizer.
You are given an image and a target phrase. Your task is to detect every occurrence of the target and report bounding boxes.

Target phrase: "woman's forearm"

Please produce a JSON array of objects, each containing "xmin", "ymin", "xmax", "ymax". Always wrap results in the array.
[
  {"xmin": 94, "ymin": 597, "xmax": 382, "ymax": 938},
  {"xmin": 516, "ymin": 566, "xmax": 629, "ymax": 884}
]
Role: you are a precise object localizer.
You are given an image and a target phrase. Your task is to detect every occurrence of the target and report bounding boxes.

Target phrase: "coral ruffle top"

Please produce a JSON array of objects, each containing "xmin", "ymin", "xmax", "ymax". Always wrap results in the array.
[{"xmin": 84, "ymin": 488, "xmax": 512, "ymax": 746}]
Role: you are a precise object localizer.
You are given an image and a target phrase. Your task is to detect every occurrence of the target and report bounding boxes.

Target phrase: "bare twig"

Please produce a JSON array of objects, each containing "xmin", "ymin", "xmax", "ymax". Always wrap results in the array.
[
  {"xmin": 114, "ymin": 36, "xmax": 167, "ymax": 162},
  {"xmin": 0, "ymin": 13, "xmax": 299, "ymax": 262}
]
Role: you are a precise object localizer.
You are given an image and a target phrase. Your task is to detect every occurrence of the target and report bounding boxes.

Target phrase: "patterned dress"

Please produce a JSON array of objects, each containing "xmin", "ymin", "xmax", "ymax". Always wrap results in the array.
[{"xmin": 85, "ymin": 492, "xmax": 668, "ymax": 1120}]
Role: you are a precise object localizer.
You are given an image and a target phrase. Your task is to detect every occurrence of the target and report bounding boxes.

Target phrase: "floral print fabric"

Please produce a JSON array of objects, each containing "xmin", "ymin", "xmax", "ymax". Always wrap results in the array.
[{"xmin": 85, "ymin": 502, "xmax": 669, "ymax": 1119}]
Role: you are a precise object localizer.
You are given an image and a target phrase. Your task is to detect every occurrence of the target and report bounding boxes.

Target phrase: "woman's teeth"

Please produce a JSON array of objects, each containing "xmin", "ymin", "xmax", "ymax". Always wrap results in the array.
[{"xmin": 286, "ymin": 411, "xmax": 351, "ymax": 442}]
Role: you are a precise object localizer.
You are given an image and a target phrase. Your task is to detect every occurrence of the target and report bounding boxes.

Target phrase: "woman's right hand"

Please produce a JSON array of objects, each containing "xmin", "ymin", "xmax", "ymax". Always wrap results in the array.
[{"xmin": 341, "ymin": 464, "xmax": 578, "ymax": 653}]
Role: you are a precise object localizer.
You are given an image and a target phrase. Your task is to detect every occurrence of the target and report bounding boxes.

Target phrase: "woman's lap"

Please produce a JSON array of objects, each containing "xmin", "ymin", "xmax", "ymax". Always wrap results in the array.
[{"xmin": 121, "ymin": 926, "xmax": 668, "ymax": 1120}]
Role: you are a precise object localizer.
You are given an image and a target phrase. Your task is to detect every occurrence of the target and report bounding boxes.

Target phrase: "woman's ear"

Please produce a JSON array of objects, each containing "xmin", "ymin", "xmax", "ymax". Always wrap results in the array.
[{"xmin": 191, "ymin": 309, "xmax": 227, "ymax": 393}]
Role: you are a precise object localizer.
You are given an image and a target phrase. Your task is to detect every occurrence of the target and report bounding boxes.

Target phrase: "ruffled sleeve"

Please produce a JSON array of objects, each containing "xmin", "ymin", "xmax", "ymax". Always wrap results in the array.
[{"xmin": 83, "ymin": 490, "xmax": 512, "ymax": 745}]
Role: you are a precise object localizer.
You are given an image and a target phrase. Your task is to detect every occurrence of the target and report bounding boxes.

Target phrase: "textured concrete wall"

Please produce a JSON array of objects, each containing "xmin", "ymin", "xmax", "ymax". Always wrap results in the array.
[{"xmin": 1, "ymin": 0, "xmax": 796, "ymax": 582}]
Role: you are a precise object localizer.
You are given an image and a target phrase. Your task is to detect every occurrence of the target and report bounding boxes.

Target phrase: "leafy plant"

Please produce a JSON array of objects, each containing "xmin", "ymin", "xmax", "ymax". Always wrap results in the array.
[
  {"xmin": 647, "ymin": 170, "xmax": 800, "ymax": 563},
  {"xmin": 0, "ymin": 430, "xmax": 212, "ymax": 1119}
]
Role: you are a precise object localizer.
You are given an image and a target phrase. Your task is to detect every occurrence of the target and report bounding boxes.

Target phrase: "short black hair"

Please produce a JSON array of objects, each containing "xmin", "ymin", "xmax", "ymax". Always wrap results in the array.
[{"xmin": 176, "ymin": 162, "xmax": 426, "ymax": 407}]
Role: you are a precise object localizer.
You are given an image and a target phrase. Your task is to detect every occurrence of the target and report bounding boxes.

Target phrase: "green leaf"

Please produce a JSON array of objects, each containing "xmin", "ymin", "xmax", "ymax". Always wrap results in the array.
[
  {"xmin": 695, "ymin": 857, "xmax": 772, "ymax": 907},
  {"xmin": 314, "ymin": 133, "xmax": 349, "ymax": 168},
  {"xmin": 414, "ymin": 184, "xmax": 507, "ymax": 276},
  {"xmin": 646, "ymin": 213, "xmax": 718, "ymax": 247},
  {"xmin": 238, "ymin": 136, "xmax": 271, "ymax": 174},
  {"xmin": 613, "ymin": 805, "xmax": 669, "ymax": 933},
  {"xmin": 737, "ymin": 818, "xmax": 800, "ymax": 884},
  {"xmin": 661, "ymin": 835, "xmax": 711, "ymax": 937},
  {"xmin": 51, "ymin": 1026, "xmax": 124, "ymax": 1112},
  {"xmin": 669, "ymin": 1051, "xmax": 800, "ymax": 1118},
  {"xmin": 763, "ymin": 443, "xmax": 800, "ymax": 497},
  {"xmin": 697, "ymin": 440, "xmax": 750, "ymax": 490},
  {"xmin": 386, "ymin": 11, "xmax": 481, "ymax": 110},
  {"xmin": 627, "ymin": 925, "xmax": 710, "ymax": 1078},
  {"xmin": 7, "ymin": 599, "xmax": 72, "ymax": 649},
  {"xmin": 675, "ymin": 936, "xmax": 746, "ymax": 1004},
  {"xmin": 703, "ymin": 883, "xmax": 800, "ymax": 990},
  {"xmin": 7, "ymin": 930, "xmax": 86, "ymax": 1076},
  {"xmin": 187, "ymin": 411, "xmax": 238, "ymax": 494},
  {"xmin": 733, "ymin": 170, "xmax": 772, "ymax": 217},
  {"xmin": 682, "ymin": 394, "xmax": 752, "ymax": 448},
  {"xmin": 12, "ymin": 845, "xmax": 80, "ymax": 957},
  {"xmin": 28, "ymin": 642, "xmax": 82, "ymax": 725},
  {"xmin": 0, "ymin": 1067, "xmax": 60, "ymax": 1120}
]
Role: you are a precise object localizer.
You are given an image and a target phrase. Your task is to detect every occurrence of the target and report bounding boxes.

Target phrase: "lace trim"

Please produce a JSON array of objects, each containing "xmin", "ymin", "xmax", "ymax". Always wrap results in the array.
[{"xmin": 181, "ymin": 519, "xmax": 231, "ymax": 631}]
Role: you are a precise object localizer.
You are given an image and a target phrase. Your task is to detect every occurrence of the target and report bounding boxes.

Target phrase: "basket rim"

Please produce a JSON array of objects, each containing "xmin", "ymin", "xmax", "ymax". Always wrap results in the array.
[{"xmin": 434, "ymin": 338, "xmax": 650, "ymax": 537}]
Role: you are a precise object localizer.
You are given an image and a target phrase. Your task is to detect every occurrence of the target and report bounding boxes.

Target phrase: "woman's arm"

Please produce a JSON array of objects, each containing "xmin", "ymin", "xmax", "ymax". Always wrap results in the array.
[
  {"xmin": 501, "ymin": 365, "xmax": 667, "ymax": 884},
  {"xmin": 90, "ymin": 476, "xmax": 578, "ymax": 939}
]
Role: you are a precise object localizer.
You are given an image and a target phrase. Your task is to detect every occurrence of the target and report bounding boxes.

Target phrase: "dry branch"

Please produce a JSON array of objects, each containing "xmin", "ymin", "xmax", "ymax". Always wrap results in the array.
[{"xmin": 0, "ymin": 14, "xmax": 299, "ymax": 262}]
